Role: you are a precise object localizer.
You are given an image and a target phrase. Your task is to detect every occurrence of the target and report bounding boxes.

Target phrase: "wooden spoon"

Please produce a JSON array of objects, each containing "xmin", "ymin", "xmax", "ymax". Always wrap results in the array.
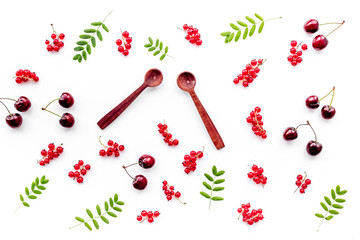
[
  {"xmin": 97, "ymin": 69, "xmax": 163, "ymax": 130},
  {"xmin": 177, "ymin": 72, "xmax": 225, "ymax": 150}
]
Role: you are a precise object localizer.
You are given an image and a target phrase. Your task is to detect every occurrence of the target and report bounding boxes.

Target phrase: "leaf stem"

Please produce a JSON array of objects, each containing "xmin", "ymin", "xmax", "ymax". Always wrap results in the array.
[
  {"xmin": 326, "ymin": 21, "xmax": 345, "ymax": 38},
  {"xmin": 0, "ymin": 101, "xmax": 12, "ymax": 116},
  {"xmin": 317, "ymin": 199, "xmax": 334, "ymax": 232},
  {"xmin": 209, "ymin": 176, "xmax": 216, "ymax": 210}
]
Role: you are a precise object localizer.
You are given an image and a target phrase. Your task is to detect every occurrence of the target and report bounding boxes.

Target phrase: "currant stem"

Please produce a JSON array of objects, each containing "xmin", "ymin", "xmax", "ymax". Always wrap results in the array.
[
  {"xmin": 98, "ymin": 136, "xmax": 107, "ymax": 148},
  {"xmin": 176, "ymin": 27, "xmax": 185, "ymax": 32},
  {"xmin": 296, "ymin": 41, "xmax": 303, "ymax": 50},
  {"xmin": 41, "ymin": 108, "xmax": 61, "ymax": 118},
  {"xmin": 306, "ymin": 121, "xmax": 318, "ymax": 142},
  {"xmin": 258, "ymin": 59, "xmax": 267, "ymax": 66},
  {"xmin": 122, "ymin": 165, "xmax": 134, "ymax": 180},
  {"xmin": 43, "ymin": 98, "xmax": 60, "ymax": 110},
  {"xmin": 319, "ymin": 87, "xmax": 335, "ymax": 102},
  {"xmin": 175, "ymin": 197, "xmax": 186, "ymax": 205},
  {"xmin": 326, "ymin": 20, "xmax": 345, "ymax": 38},
  {"xmin": 329, "ymin": 87, "xmax": 335, "ymax": 108},
  {"xmin": 294, "ymin": 171, "xmax": 307, "ymax": 193},
  {"xmin": 50, "ymin": 24, "xmax": 58, "ymax": 36},
  {"xmin": 0, "ymin": 97, "xmax": 16, "ymax": 101},
  {"xmin": 0, "ymin": 101, "xmax": 12, "ymax": 116}
]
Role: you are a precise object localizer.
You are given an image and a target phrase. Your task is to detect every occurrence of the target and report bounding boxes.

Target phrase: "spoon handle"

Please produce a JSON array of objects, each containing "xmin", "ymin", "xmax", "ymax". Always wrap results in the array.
[
  {"xmin": 97, "ymin": 83, "xmax": 147, "ymax": 130},
  {"xmin": 189, "ymin": 91, "xmax": 225, "ymax": 150}
]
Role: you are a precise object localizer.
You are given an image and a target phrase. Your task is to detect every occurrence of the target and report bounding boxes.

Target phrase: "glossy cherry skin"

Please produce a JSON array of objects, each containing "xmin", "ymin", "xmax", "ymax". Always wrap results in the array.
[
  {"xmin": 6, "ymin": 113, "xmax": 23, "ymax": 128},
  {"xmin": 304, "ymin": 19, "xmax": 319, "ymax": 33},
  {"xmin": 305, "ymin": 95, "xmax": 320, "ymax": 109},
  {"xmin": 59, "ymin": 92, "xmax": 74, "ymax": 108},
  {"xmin": 59, "ymin": 113, "xmax": 75, "ymax": 128},
  {"xmin": 321, "ymin": 105, "xmax": 336, "ymax": 119},
  {"xmin": 306, "ymin": 140, "xmax": 322, "ymax": 156},
  {"xmin": 312, "ymin": 35, "xmax": 328, "ymax": 50},
  {"xmin": 132, "ymin": 175, "xmax": 148, "ymax": 190},
  {"xmin": 14, "ymin": 96, "xmax": 31, "ymax": 112},
  {"xmin": 283, "ymin": 127, "xmax": 298, "ymax": 141},
  {"xmin": 138, "ymin": 154, "xmax": 155, "ymax": 169}
]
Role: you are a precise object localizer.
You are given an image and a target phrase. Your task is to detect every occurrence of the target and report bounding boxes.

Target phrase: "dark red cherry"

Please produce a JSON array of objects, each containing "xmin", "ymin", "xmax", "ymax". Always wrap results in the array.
[
  {"xmin": 321, "ymin": 105, "xmax": 336, "ymax": 119},
  {"xmin": 305, "ymin": 95, "xmax": 320, "ymax": 109},
  {"xmin": 304, "ymin": 19, "xmax": 319, "ymax": 33},
  {"xmin": 138, "ymin": 154, "xmax": 155, "ymax": 169},
  {"xmin": 59, "ymin": 92, "xmax": 74, "ymax": 108},
  {"xmin": 14, "ymin": 96, "xmax": 31, "ymax": 112},
  {"xmin": 132, "ymin": 175, "xmax": 148, "ymax": 190},
  {"xmin": 6, "ymin": 113, "xmax": 23, "ymax": 128},
  {"xmin": 283, "ymin": 127, "xmax": 298, "ymax": 141},
  {"xmin": 306, "ymin": 140, "xmax": 322, "ymax": 156},
  {"xmin": 312, "ymin": 35, "xmax": 328, "ymax": 50},
  {"xmin": 59, "ymin": 113, "xmax": 75, "ymax": 128}
]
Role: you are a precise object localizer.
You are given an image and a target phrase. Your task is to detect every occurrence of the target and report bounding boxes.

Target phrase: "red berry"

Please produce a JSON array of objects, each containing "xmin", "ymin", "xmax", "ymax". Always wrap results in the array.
[
  {"xmin": 137, "ymin": 215, "xmax": 142, "ymax": 221},
  {"xmin": 76, "ymin": 177, "xmax": 84, "ymax": 183},
  {"xmin": 108, "ymin": 140, "xmax": 113, "ymax": 146},
  {"xmin": 290, "ymin": 48, "xmax": 296, "ymax": 54},
  {"xmin": 148, "ymin": 217, "xmax": 154, "ymax": 223},
  {"xmin": 56, "ymin": 146, "xmax": 64, "ymax": 153},
  {"xmin": 80, "ymin": 169, "xmax": 87, "ymax": 175},
  {"xmin": 53, "ymin": 45, "xmax": 60, "ymax": 52},
  {"xmin": 173, "ymin": 139, "xmax": 179, "ymax": 146},
  {"xmin": 301, "ymin": 184, "xmax": 308, "ymax": 189},
  {"xmin": 99, "ymin": 149, "xmax": 106, "ymax": 156},
  {"xmin": 251, "ymin": 59, "xmax": 257, "ymax": 66},
  {"xmin": 41, "ymin": 149, "xmax": 47, "ymax": 156},
  {"xmin": 300, "ymin": 188, "xmax": 305, "ymax": 194},
  {"xmin": 154, "ymin": 211, "xmax": 160, "ymax": 217},
  {"xmin": 305, "ymin": 179, "xmax": 311, "ymax": 185},
  {"xmin": 301, "ymin": 44, "xmax": 308, "ymax": 50},
  {"xmin": 78, "ymin": 160, "xmax": 84, "ymax": 166},
  {"xmin": 122, "ymin": 31, "xmax": 129, "ymax": 38},
  {"xmin": 196, "ymin": 39, "xmax": 202, "ymax": 45},
  {"xmin": 297, "ymin": 175, "xmax": 303, "ymax": 180},
  {"xmin": 123, "ymin": 50, "xmax": 129, "ymax": 56},
  {"xmin": 47, "ymin": 45, "xmax": 53, "ymax": 52},
  {"xmin": 74, "ymin": 171, "xmax": 80, "ymax": 178},
  {"xmin": 141, "ymin": 210, "xmax": 147, "ymax": 216},
  {"xmin": 175, "ymin": 191, "xmax": 181, "ymax": 198},
  {"xmin": 74, "ymin": 164, "xmax": 80, "ymax": 170},
  {"xmin": 59, "ymin": 33, "xmax": 65, "ymax": 39},
  {"xmin": 119, "ymin": 145, "xmax": 125, "ymax": 151},
  {"xmin": 116, "ymin": 39, "xmax": 122, "ymax": 45},
  {"xmin": 125, "ymin": 43, "xmax": 131, "ymax": 49},
  {"xmin": 126, "ymin": 38, "xmax": 132, "ymax": 43},
  {"xmin": 291, "ymin": 40, "xmax": 297, "ymax": 47},
  {"xmin": 45, "ymin": 40, "xmax": 50, "ymax": 45},
  {"xmin": 51, "ymin": 33, "xmax": 56, "ymax": 39},
  {"xmin": 183, "ymin": 24, "xmax": 189, "ymax": 30},
  {"xmin": 296, "ymin": 180, "xmax": 302, "ymax": 186},
  {"xmin": 68, "ymin": 171, "xmax": 74, "ymax": 177},
  {"xmin": 258, "ymin": 59, "xmax": 263, "ymax": 64},
  {"xmin": 118, "ymin": 46, "xmax": 124, "ymax": 52},
  {"xmin": 166, "ymin": 195, "xmax": 172, "ymax": 200}
]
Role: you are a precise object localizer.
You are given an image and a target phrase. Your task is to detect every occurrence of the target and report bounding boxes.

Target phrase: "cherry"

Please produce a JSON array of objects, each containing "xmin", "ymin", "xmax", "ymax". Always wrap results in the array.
[
  {"xmin": 283, "ymin": 127, "xmax": 298, "ymax": 141},
  {"xmin": 321, "ymin": 105, "xmax": 336, "ymax": 119},
  {"xmin": 59, "ymin": 92, "xmax": 74, "ymax": 108},
  {"xmin": 306, "ymin": 140, "xmax": 322, "ymax": 156},
  {"xmin": 6, "ymin": 113, "xmax": 23, "ymax": 128},
  {"xmin": 138, "ymin": 154, "xmax": 155, "ymax": 169},
  {"xmin": 59, "ymin": 113, "xmax": 75, "ymax": 128},
  {"xmin": 312, "ymin": 21, "xmax": 345, "ymax": 51},
  {"xmin": 132, "ymin": 175, "xmax": 147, "ymax": 190},
  {"xmin": 14, "ymin": 96, "xmax": 31, "ymax": 112},
  {"xmin": 304, "ymin": 19, "xmax": 319, "ymax": 33},
  {"xmin": 305, "ymin": 95, "xmax": 320, "ymax": 109}
]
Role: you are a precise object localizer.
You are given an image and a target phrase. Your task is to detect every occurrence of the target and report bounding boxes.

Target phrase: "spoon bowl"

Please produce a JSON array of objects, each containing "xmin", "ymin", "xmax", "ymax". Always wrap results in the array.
[
  {"xmin": 145, "ymin": 69, "xmax": 163, "ymax": 87},
  {"xmin": 177, "ymin": 72, "xmax": 196, "ymax": 92}
]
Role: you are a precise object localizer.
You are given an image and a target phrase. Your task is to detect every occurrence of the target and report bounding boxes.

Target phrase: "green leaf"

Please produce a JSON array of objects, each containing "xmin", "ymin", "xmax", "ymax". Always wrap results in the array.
[
  {"xmin": 332, "ymin": 204, "xmax": 343, "ymax": 209},
  {"xmin": 230, "ymin": 23, "xmax": 239, "ymax": 30},
  {"xmin": 243, "ymin": 28, "xmax": 248, "ymax": 40},
  {"xmin": 40, "ymin": 176, "xmax": 46, "ymax": 182},
  {"xmin": 331, "ymin": 189, "xmax": 336, "ymax": 200},
  {"xmin": 73, "ymin": 54, "xmax": 81, "ymax": 60},
  {"xmin": 325, "ymin": 215, "xmax": 333, "ymax": 220},
  {"xmin": 35, "ymin": 178, "xmax": 39, "ymax": 186},
  {"xmin": 228, "ymin": 32, "xmax": 234, "ymax": 42},
  {"xmin": 86, "ymin": 44, "xmax": 91, "ymax": 55},
  {"xmin": 114, "ymin": 194, "xmax": 118, "ymax": 202},
  {"xmin": 221, "ymin": 31, "xmax": 231, "ymax": 36},
  {"xmin": 211, "ymin": 196, "xmax": 224, "ymax": 201},
  {"xmin": 23, "ymin": 202, "xmax": 30, "ymax": 207},
  {"xmin": 234, "ymin": 31, "xmax": 241, "ymax": 42},
  {"xmin": 204, "ymin": 173, "xmax": 214, "ymax": 182},
  {"xmin": 236, "ymin": 21, "xmax": 248, "ymax": 27},
  {"xmin": 324, "ymin": 196, "xmax": 332, "ymax": 205},
  {"xmin": 84, "ymin": 29, "xmax": 96, "ymax": 33},
  {"xmin": 28, "ymin": 195, "xmax": 37, "ymax": 199},
  {"xmin": 84, "ymin": 222, "xmax": 92, "ymax": 231},
  {"xmin": 93, "ymin": 219, "xmax": 99, "ymax": 230},
  {"xmin": 164, "ymin": 46, "xmax": 168, "ymax": 53},
  {"xmin": 113, "ymin": 207, "xmax": 122, "ymax": 212},
  {"xmin": 249, "ymin": 25, "xmax": 256, "ymax": 36},
  {"xmin": 225, "ymin": 35, "xmax": 229, "ymax": 43},
  {"xmin": 96, "ymin": 205, "xmax": 101, "ymax": 215},
  {"xmin": 335, "ymin": 198, "xmax": 346, "ymax": 203},
  {"xmin": 76, "ymin": 41, "xmax": 88, "ymax": 45},
  {"xmin": 336, "ymin": 185, "xmax": 341, "ymax": 194},
  {"xmin": 20, "ymin": 194, "xmax": 24, "ymax": 202},
  {"xmin": 42, "ymin": 179, "xmax": 49, "ymax": 184},
  {"xmin": 160, "ymin": 54, "xmax": 166, "ymax": 61},
  {"xmin": 338, "ymin": 190, "xmax": 347, "ymax": 195},
  {"xmin": 25, "ymin": 187, "xmax": 29, "ymax": 196},
  {"xmin": 116, "ymin": 201, "xmax": 125, "ymax": 206},
  {"xmin": 213, "ymin": 187, "xmax": 224, "ymax": 191},
  {"xmin": 107, "ymin": 212, "xmax": 117, "ymax": 218},
  {"xmin": 91, "ymin": 37, "xmax": 96, "ymax": 48},
  {"xmin": 109, "ymin": 198, "xmax": 114, "ymax": 208},
  {"xmin": 203, "ymin": 182, "xmax": 212, "ymax": 190},
  {"xmin": 148, "ymin": 47, "xmax": 156, "ymax": 52},
  {"xmin": 212, "ymin": 166, "xmax": 218, "ymax": 175},
  {"xmin": 200, "ymin": 191, "xmax": 210, "ymax": 199},
  {"xmin": 75, "ymin": 217, "xmax": 84, "ymax": 222},
  {"xmin": 315, "ymin": 213, "xmax": 324, "ymax": 218},
  {"xmin": 254, "ymin": 13, "xmax": 264, "ymax": 21},
  {"xmin": 215, "ymin": 171, "xmax": 225, "ymax": 177},
  {"xmin": 155, "ymin": 39, "xmax": 159, "ymax": 47},
  {"xmin": 329, "ymin": 210, "xmax": 339, "ymax": 215},
  {"xmin": 33, "ymin": 190, "xmax": 41, "ymax": 195},
  {"xmin": 96, "ymin": 31, "xmax": 103, "ymax": 41},
  {"xmin": 104, "ymin": 201, "xmax": 109, "ymax": 211},
  {"xmin": 258, "ymin": 22, "xmax": 264, "ymax": 33},
  {"xmin": 79, "ymin": 34, "xmax": 91, "ymax": 39},
  {"xmin": 74, "ymin": 46, "xmax": 84, "ymax": 51},
  {"xmin": 31, "ymin": 182, "xmax": 35, "ymax": 190},
  {"xmin": 159, "ymin": 42, "xmax": 163, "ymax": 50},
  {"xmin": 214, "ymin": 179, "xmax": 225, "ymax": 184},
  {"xmin": 246, "ymin": 16, "xmax": 256, "ymax": 24},
  {"xmin": 320, "ymin": 202, "xmax": 328, "ymax": 211},
  {"xmin": 153, "ymin": 50, "xmax": 161, "ymax": 56},
  {"xmin": 37, "ymin": 185, "xmax": 46, "ymax": 190},
  {"xmin": 82, "ymin": 50, "xmax": 87, "ymax": 60},
  {"xmin": 102, "ymin": 24, "xmax": 109, "ymax": 32},
  {"xmin": 77, "ymin": 54, "xmax": 82, "ymax": 63},
  {"xmin": 86, "ymin": 209, "xmax": 93, "ymax": 219},
  {"xmin": 91, "ymin": 22, "xmax": 102, "ymax": 26},
  {"xmin": 144, "ymin": 43, "xmax": 152, "ymax": 48},
  {"xmin": 148, "ymin": 37, "xmax": 153, "ymax": 44},
  {"xmin": 101, "ymin": 216, "xmax": 109, "ymax": 224}
]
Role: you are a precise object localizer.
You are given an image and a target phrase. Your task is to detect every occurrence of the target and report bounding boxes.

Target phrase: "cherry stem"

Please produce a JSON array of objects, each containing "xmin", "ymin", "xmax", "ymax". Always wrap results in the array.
[
  {"xmin": 0, "ymin": 100, "xmax": 12, "ymax": 116},
  {"xmin": 0, "ymin": 97, "xmax": 16, "ymax": 102},
  {"xmin": 294, "ymin": 171, "xmax": 307, "ymax": 193},
  {"xmin": 123, "ymin": 162, "xmax": 139, "ymax": 168},
  {"xmin": 326, "ymin": 20, "xmax": 345, "ymax": 38},
  {"xmin": 41, "ymin": 108, "xmax": 61, "ymax": 118},
  {"xmin": 98, "ymin": 136, "xmax": 107, "ymax": 148},
  {"xmin": 329, "ymin": 87, "xmax": 335, "ymax": 108},
  {"xmin": 320, "ymin": 22, "xmax": 344, "ymax": 26},
  {"xmin": 319, "ymin": 86, "xmax": 335, "ymax": 102},
  {"xmin": 306, "ymin": 120, "xmax": 317, "ymax": 142},
  {"xmin": 122, "ymin": 165, "xmax": 134, "ymax": 180},
  {"xmin": 295, "ymin": 123, "xmax": 309, "ymax": 130},
  {"xmin": 43, "ymin": 98, "xmax": 60, "ymax": 110}
]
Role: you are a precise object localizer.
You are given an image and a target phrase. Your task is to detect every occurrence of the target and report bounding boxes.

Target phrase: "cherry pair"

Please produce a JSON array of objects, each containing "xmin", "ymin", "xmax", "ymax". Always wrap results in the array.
[
  {"xmin": 68, "ymin": 160, "xmax": 91, "ymax": 183},
  {"xmin": 180, "ymin": 24, "xmax": 202, "ymax": 46},
  {"xmin": 182, "ymin": 148, "xmax": 204, "ymax": 174},
  {"xmin": 157, "ymin": 122, "xmax": 179, "ymax": 146},
  {"xmin": 283, "ymin": 121, "xmax": 322, "ymax": 156},
  {"xmin": 98, "ymin": 136, "xmax": 125, "ymax": 157},
  {"xmin": 247, "ymin": 165, "xmax": 267, "ymax": 186},
  {"xmin": 306, "ymin": 86, "xmax": 336, "ymax": 119},
  {"xmin": 295, "ymin": 172, "xmax": 312, "ymax": 194},
  {"xmin": 287, "ymin": 41, "xmax": 307, "ymax": 66},
  {"xmin": 14, "ymin": 69, "xmax": 39, "ymax": 84},
  {"xmin": 0, "ymin": 96, "xmax": 31, "ymax": 128},
  {"xmin": 122, "ymin": 154, "xmax": 155, "ymax": 190},
  {"xmin": 39, "ymin": 143, "xmax": 64, "ymax": 166},
  {"xmin": 137, "ymin": 210, "xmax": 160, "ymax": 223},
  {"xmin": 42, "ymin": 92, "xmax": 75, "ymax": 128},
  {"xmin": 45, "ymin": 24, "xmax": 65, "ymax": 52},
  {"xmin": 246, "ymin": 106, "xmax": 267, "ymax": 139},
  {"xmin": 233, "ymin": 59, "xmax": 265, "ymax": 87},
  {"xmin": 116, "ymin": 30, "xmax": 132, "ymax": 56},
  {"xmin": 237, "ymin": 203, "xmax": 264, "ymax": 225},
  {"xmin": 162, "ymin": 180, "xmax": 186, "ymax": 204}
]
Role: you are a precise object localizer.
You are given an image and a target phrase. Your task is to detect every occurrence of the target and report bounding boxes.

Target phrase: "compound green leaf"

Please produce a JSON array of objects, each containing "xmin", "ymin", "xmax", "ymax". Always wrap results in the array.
[
  {"xmin": 107, "ymin": 212, "xmax": 117, "ymax": 218},
  {"xmin": 335, "ymin": 198, "xmax": 346, "ymax": 203},
  {"xmin": 153, "ymin": 50, "xmax": 161, "ymax": 56},
  {"xmin": 212, "ymin": 166, "xmax": 218, "ymax": 176},
  {"xmin": 214, "ymin": 179, "xmax": 225, "ymax": 184},
  {"xmin": 91, "ymin": 22, "xmax": 102, "ymax": 26},
  {"xmin": 113, "ymin": 207, "xmax": 122, "ymax": 212},
  {"xmin": 84, "ymin": 29, "xmax": 96, "ymax": 33},
  {"xmin": 102, "ymin": 24, "xmax": 109, "ymax": 32},
  {"xmin": 77, "ymin": 41, "xmax": 88, "ymax": 45},
  {"xmin": 93, "ymin": 219, "xmax": 99, "ymax": 230},
  {"xmin": 211, "ymin": 196, "xmax": 224, "ymax": 201},
  {"xmin": 80, "ymin": 34, "xmax": 91, "ymax": 39},
  {"xmin": 325, "ymin": 215, "xmax": 333, "ymax": 220},
  {"xmin": 315, "ymin": 213, "xmax": 324, "ymax": 218},
  {"xmin": 332, "ymin": 204, "xmax": 343, "ymax": 209},
  {"xmin": 258, "ymin": 22, "xmax": 264, "ymax": 33},
  {"xmin": 82, "ymin": 50, "xmax": 87, "ymax": 60},
  {"xmin": 160, "ymin": 54, "xmax": 166, "ymax": 61},
  {"xmin": 331, "ymin": 189, "xmax": 336, "ymax": 200},
  {"xmin": 75, "ymin": 217, "xmax": 85, "ymax": 222},
  {"xmin": 203, "ymin": 182, "xmax": 212, "ymax": 190},
  {"xmin": 84, "ymin": 222, "xmax": 92, "ymax": 231},
  {"xmin": 86, "ymin": 44, "xmax": 91, "ymax": 55},
  {"xmin": 101, "ymin": 216, "xmax": 109, "ymax": 224},
  {"xmin": 96, "ymin": 30, "xmax": 103, "ymax": 41},
  {"xmin": 200, "ymin": 191, "xmax": 210, "ymax": 199},
  {"xmin": 91, "ymin": 37, "xmax": 96, "ymax": 48},
  {"xmin": 329, "ymin": 210, "xmax": 339, "ymax": 215},
  {"xmin": 213, "ymin": 187, "xmax": 224, "ymax": 191},
  {"xmin": 230, "ymin": 23, "xmax": 239, "ymax": 30},
  {"xmin": 246, "ymin": 16, "xmax": 255, "ymax": 24},
  {"xmin": 96, "ymin": 205, "xmax": 101, "ymax": 215},
  {"xmin": 236, "ymin": 21, "xmax": 248, "ymax": 27},
  {"xmin": 255, "ymin": 13, "xmax": 264, "ymax": 21},
  {"xmin": 320, "ymin": 202, "xmax": 328, "ymax": 211},
  {"xmin": 324, "ymin": 196, "xmax": 332, "ymax": 205},
  {"xmin": 215, "ymin": 171, "xmax": 225, "ymax": 177},
  {"xmin": 204, "ymin": 173, "xmax": 213, "ymax": 182}
]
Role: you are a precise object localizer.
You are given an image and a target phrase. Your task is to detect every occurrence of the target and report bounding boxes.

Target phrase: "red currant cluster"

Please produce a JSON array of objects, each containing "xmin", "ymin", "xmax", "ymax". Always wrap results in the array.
[
  {"xmin": 14, "ymin": 69, "xmax": 39, "ymax": 84},
  {"xmin": 68, "ymin": 160, "xmax": 91, "ymax": 183},
  {"xmin": 45, "ymin": 24, "xmax": 65, "ymax": 52},
  {"xmin": 233, "ymin": 59, "xmax": 265, "ymax": 87},
  {"xmin": 247, "ymin": 164, "xmax": 267, "ymax": 186},
  {"xmin": 246, "ymin": 106, "xmax": 267, "ymax": 139},
  {"xmin": 136, "ymin": 210, "xmax": 160, "ymax": 223},
  {"xmin": 237, "ymin": 203, "xmax": 264, "ymax": 225},
  {"xmin": 157, "ymin": 122, "xmax": 179, "ymax": 146},
  {"xmin": 287, "ymin": 40, "xmax": 308, "ymax": 66},
  {"xmin": 182, "ymin": 148, "xmax": 204, "ymax": 174},
  {"xmin": 39, "ymin": 143, "xmax": 64, "ymax": 166},
  {"xmin": 162, "ymin": 180, "xmax": 186, "ymax": 204},
  {"xmin": 116, "ymin": 30, "xmax": 132, "ymax": 56},
  {"xmin": 295, "ymin": 172, "xmax": 312, "ymax": 194},
  {"xmin": 98, "ymin": 136, "xmax": 125, "ymax": 157},
  {"xmin": 181, "ymin": 24, "xmax": 202, "ymax": 45}
]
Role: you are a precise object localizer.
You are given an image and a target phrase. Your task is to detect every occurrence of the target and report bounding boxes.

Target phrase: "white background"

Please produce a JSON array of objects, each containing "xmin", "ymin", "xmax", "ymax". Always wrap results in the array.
[{"xmin": 0, "ymin": 0, "xmax": 359, "ymax": 239}]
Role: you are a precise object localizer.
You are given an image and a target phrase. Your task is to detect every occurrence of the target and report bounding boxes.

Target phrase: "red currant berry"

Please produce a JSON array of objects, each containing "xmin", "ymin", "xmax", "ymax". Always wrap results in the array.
[
  {"xmin": 99, "ymin": 149, "xmax": 106, "ymax": 156},
  {"xmin": 56, "ymin": 146, "xmax": 63, "ymax": 153},
  {"xmin": 251, "ymin": 59, "xmax": 257, "ymax": 66},
  {"xmin": 175, "ymin": 191, "xmax": 181, "ymax": 198},
  {"xmin": 119, "ymin": 145, "xmax": 125, "ymax": 151},
  {"xmin": 148, "ymin": 217, "xmax": 154, "ymax": 223},
  {"xmin": 196, "ymin": 39, "xmax": 202, "ymax": 45},
  {"xmin": 77, "ymin": 177, "xmax": 84, "ymax": 183},
  {"xmin": 183, "ymin": 24, "xmax": 189, "ymax": 30},
  {"xmin": 118, "ymin": 46, "xmax": 124, "ymax": 52},
  {"xmin": 296, "ymin": 180, "xmax": 302, "ymax": 186},
  {"xmin": 154, "ymin": 211, "xmax": 160, "ymax": 217},
  {"xmin": 123, "ymin": 50, "xmax": 129, "ymax": 56},
  {"xmin": 53, "ymin": 45, "xmax": 60, "ymax": 52},
  {"xmin": 305, "ymin": 179, "xmax": 311, "ymax": 185},
  {"xmin": 45, "ymin": 40, "xmax": 50, "ymax": 45},
  {"xmin": 51, "ymin": 33, "xmax": 56, "ymax": 39},
  {"xmin": 78, "ymin": 160, "xmax": 84, "ymax": 166},
  {"xmin": 122, "ymin": 31, "xmax": 129, "ymax": 38},
  {"xmin": 108, "ymin": 140, "xmax": 114, "ymax": 146},
  {"xmin": 116, "ymin": 39, "xmax": 122, "ymax": 46},
  {"xmin": 41, "ymin": 149, "xmax": 47, "ymax": 156},
  {"xmin": 137, "ymin": 215, "xmax": 142, "ymax": 221},
  {"xmin": 300, "ymin": 188, "xmax": 305, "ymax": 194},
  {"xmin": 68, "ymin": 171, "xmax": 74, "ymax": 177},
  {"xmin": 166, "ymin": 195, "xmax": 172, "ymax": 200},
  {"xmin": 290, "ymin": 48, "xmax": 296, "ymax": 54},
  {"xmin": 258, "ymin": 59, "xmax": 263, "ymax": 64},
  {"xmin": 47, "ymin": 45, "xmax": 54, "ymax": 52},
  {"xmin": 297, "ymin": 175, "xmax": 303, "ymax": 180},
  {"xmin": 59, "ymin": 33, "xmax": 65, "ymax": 39},
  {"xmin": 74, "ymin": 164, "xmax": 80, "ymax": 170},
  {"xmin": 80, "ymin": 169, "xmax": 87, "ymax": 175},
  {"xmin": 125, "ymin": 43, "xmax": 131, "ymax": 49},
  {"xmin": 301, "ymin": 44, "xmax": 308, "ymax": 50},
  {"xmin": 291, "ymin": 40, "xmax": 297, "ymax": 47},
  {"xmin": 141, "ymin": 210, "xmax": 147, "ymax": 216},
  {"xmin": 126, "ymin": 38, "xmax": 132, "ymax": 43}
]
